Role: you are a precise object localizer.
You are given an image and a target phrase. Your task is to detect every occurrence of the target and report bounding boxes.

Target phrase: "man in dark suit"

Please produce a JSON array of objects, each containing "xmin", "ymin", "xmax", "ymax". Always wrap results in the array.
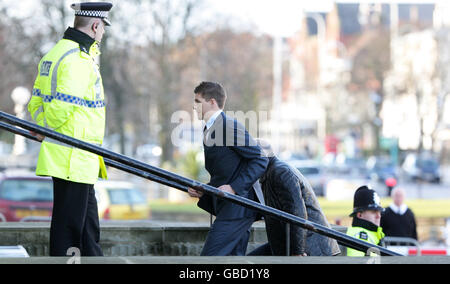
[{"xmin": 188, "ymin": 81, "xmax": 268, "ymax": 256}]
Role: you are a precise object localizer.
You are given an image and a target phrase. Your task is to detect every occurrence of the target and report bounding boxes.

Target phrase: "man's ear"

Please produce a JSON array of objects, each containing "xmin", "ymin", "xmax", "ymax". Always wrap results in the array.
[{"xmin": 92, "ymin": 20, "xmax": 99, "ymax": 33}]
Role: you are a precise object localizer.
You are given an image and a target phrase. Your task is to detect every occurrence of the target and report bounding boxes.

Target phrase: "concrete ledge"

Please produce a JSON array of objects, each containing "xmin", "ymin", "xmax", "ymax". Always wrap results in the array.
[
  {"xmin": 2, "ymin": 222, "xmax": 450, "ymax": 262},
  {"xmin": 0, "ymin": 221, "xmax": 270, "ymax": 257},
  {"xmin": 1, "ymin": 256, "xmax": 450, "ymax": 264}
]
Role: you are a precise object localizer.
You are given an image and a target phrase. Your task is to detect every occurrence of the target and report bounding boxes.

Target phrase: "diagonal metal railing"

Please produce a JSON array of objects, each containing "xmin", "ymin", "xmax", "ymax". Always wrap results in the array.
[{"xmin": 0, "ymin": 111, "xmax": 401, "ymax": 256}]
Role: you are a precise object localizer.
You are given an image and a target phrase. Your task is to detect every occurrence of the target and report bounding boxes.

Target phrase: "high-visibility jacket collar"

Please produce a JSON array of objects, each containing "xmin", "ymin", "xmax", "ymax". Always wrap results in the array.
[
  {"xmin": 63, "ymin": 27, "xmax": 98, "ymax": 56},
  {"xmin": 352, "ymin": 217, "xmax": 379, "ymax": 232},
  {"xmin": 351, "ymin": 217, "xmax": 385, "ymax": 241}
]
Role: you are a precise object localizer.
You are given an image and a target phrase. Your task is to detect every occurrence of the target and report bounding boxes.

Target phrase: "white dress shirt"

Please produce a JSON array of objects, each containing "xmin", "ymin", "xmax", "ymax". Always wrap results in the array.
[
  {"xmin": 389, "ymin": 203, "xmax": 408, "ymax": 215},
  {"xmin": 204, "ymin": 110, "xmax": 223, "ymax": 131}
]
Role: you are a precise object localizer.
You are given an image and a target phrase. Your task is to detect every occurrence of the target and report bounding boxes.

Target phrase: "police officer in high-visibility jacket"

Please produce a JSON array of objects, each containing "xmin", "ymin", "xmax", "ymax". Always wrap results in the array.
[
  {"xmin": 346, "ymin": 186, "xmax": 386, "ymax": 257},
  {"xmin": 27, "ymin": 2, "xmax": 113, "ymax": 256}
]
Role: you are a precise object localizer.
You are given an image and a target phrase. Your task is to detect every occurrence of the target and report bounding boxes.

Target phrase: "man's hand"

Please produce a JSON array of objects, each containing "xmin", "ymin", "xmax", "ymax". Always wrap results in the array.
[
  {"xmin": 188, "ymin": 188, "xmax": 203, "ymax": 198},
  {"xmin": 293, "ymin": 253, "xmax": 308, "ymax": 257},
  {"xmin": 218, "ymin": 184, "xmax": 235, "ymax": 195},
  {"xmin": 30, "ymin": 131, "xmax": 45, "ymax": 142}
]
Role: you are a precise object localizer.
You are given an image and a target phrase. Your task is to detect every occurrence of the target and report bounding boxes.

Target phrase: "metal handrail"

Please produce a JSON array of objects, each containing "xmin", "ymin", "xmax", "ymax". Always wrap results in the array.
[
  {"xmin": 19, "ymin": 216, "xmax": 52, "ymax": 222},
  {"xmin": 0, "ymin": 112, "xmax": 402, "ymax": 256},
  {"xmin": 384, "ymin": 236, "xmax": 421, "ymax": 256}
]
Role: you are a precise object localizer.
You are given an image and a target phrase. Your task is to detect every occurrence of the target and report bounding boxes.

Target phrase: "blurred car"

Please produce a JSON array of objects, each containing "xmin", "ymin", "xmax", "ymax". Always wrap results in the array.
[
  {"xmin": 282, "ymin": 152, "xmax": 310, "ymax": 162},
  {"xmin": 366, "ymin": 156, "xmax": 398, "ymax": 182},
  {"xmin": 95, "ymin": 181, "xmax": 151, "ymax": 220},
  {"xmin": 402, "ymin": 153, "xmax": 441, "ymax": 183},
  {"xmin": 288, "ymin": 160, "xmax": 326, "ymax": 196},
  {"xmin": 0, "ymin": 170, "xmax": 53, "ymax": 222},
  {"xmin": 334, "ymin": 154, "xmax": 367, "ymax": 176}
]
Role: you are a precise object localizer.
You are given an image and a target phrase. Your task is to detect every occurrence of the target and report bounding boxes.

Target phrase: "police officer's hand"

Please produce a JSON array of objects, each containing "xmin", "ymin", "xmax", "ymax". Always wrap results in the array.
[
  {"xmin": 188, "ymin": 187, "xmax": 203, "ymax": 198},
  {"xmin": 30, "ymin": 131, "xmax": 45, "ymax": 142}
]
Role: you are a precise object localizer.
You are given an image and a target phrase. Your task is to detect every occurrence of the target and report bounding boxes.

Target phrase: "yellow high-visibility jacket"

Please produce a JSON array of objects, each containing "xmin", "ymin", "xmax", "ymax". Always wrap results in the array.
[
  {"xmin": 346, "ymin": 217, "xmax": 385, "ymax": 257},
  {"xmin": 28, "ymin": 27, "xmax": 107, "ymax": 184}
]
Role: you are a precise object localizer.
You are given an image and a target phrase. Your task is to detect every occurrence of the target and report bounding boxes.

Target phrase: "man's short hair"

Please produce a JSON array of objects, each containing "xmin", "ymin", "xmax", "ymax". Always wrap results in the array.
[
  {"xmin": 194, "ymin": 81, "xmax": 227, "ymax": 109},
  {"xmin": 74, "ymin": 16, "xmax": 96, "ymax": 29}
]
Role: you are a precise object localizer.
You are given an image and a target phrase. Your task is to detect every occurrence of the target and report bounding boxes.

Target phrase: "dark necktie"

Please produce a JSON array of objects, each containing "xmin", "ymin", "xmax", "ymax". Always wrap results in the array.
[{"xmin": 203, "ymin": 125, "xmax": 207, "ymax": 145}]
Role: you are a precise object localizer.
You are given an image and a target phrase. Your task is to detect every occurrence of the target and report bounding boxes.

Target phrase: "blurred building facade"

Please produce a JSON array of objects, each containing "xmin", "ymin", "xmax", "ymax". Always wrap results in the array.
[
  {"xmin": 383, "ymin": 2, "xmax": 450, "ymax": 162},
  {"xmin": 267, "ymin": 1, "xmax": 448, "ymax": 160}
]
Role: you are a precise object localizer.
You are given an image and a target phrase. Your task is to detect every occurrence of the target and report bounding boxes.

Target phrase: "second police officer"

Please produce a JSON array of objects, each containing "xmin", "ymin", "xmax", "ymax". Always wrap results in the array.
[{"xmin": 346, "ymin": 186, "xmax": 386, "ymax": 257}]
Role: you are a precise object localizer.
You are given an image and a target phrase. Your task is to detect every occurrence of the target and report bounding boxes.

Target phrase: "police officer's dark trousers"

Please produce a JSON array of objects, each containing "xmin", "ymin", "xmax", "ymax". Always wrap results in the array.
[{"xmin": 50, "ymin": 177, "xmax": 103, "ymax": 256}]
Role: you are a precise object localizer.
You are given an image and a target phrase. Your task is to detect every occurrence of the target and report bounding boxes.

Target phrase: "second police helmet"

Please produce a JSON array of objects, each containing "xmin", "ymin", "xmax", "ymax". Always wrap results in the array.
[{"xmin": 349, "ymin": 186, "xmax": 384, "ymax": 217}]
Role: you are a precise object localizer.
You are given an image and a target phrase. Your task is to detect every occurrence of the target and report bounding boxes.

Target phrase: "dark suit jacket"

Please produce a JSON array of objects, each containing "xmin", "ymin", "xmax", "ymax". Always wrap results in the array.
[{"xmin": 198, "ymin": 112, "xmax": 268, "ymax": 220}]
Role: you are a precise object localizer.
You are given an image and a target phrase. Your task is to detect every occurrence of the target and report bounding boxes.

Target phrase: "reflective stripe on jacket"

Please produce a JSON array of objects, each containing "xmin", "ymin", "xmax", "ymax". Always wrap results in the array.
[{"xmin": 28, "ymin": 28, "xmax": 107, "ymax": 184}]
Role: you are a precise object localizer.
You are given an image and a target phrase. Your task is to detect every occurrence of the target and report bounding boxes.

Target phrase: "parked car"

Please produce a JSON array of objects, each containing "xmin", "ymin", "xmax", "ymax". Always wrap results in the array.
[
  {"xmin": 402, "ymin": 154, "xmax": 441, "ymax": 183},
  {"xmin": 366, "ymin": 156, "xmax": 398, "ymax": 182},
  {"xmin": 0, "ymin": 170, "xmax": 53, "ymax": 222},
  {"xmin": 95, "ymin": 181, "xmax": 151, "ymax": 220},
  {"xmin": 0, "ymin": 172, "xmax": 152, "ymax": 222},
  {"xmin": 288, "ymin": 160, "xmax": 326, "ymax": 196},
  {"xmin": 334, "ymin": 154, "xmax": 367, "ymax": 176}
]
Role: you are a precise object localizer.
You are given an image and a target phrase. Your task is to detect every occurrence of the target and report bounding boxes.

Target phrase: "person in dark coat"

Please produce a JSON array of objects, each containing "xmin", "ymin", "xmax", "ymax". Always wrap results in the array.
[
  {"xmin": 380, "ymin": 187, "xmax": 418, "ymax": 240},
  {"xmin": 248, "ymin": 140, "xmax": 341, "ymax": 256}
]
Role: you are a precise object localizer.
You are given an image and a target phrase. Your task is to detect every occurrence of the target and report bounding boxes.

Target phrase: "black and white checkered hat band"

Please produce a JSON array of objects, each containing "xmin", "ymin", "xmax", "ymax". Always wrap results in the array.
[{"xmin": 74, "ymin": 10, "xmax": 108, "ymax": 18}]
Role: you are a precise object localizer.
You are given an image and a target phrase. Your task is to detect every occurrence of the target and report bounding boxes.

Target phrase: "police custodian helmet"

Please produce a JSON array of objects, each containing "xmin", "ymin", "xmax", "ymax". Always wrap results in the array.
[
  {"xmin": 349, "ymin": 186, "xmax": 384, "ymax": 217},
  {"xmin": 71, "ymin": 2, "xmax": 113, "ymax": 26}
]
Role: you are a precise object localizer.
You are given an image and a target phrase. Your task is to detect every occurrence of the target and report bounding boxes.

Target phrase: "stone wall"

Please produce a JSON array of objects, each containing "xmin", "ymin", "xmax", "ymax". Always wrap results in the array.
[
  {"xmin": 3, "ymin": 222, "xmax": 450, "ymax": 263},
  {"xmin": 0, "ymin": 221, "xmax": 272, "ymax": 257}
]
